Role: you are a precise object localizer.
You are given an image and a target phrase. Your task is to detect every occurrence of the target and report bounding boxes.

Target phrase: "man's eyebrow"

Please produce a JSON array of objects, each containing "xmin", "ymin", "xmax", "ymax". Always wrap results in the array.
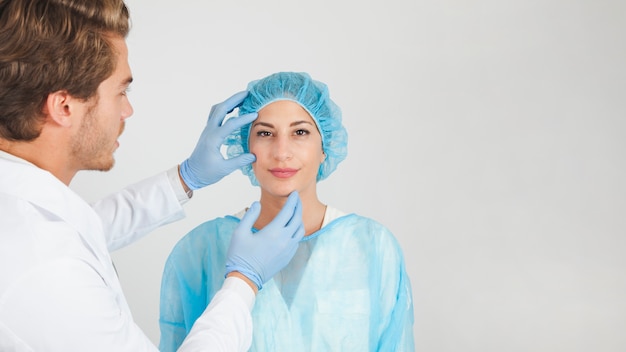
[{"xmin": 121, "ymin": 76, "xmax": 133, "ymax": 87}]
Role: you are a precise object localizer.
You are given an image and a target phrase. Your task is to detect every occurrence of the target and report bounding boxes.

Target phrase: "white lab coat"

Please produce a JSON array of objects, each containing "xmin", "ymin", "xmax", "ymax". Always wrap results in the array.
[{"xmin": 0, "ymin": 152, "xmax": 253, "ymax": 352}]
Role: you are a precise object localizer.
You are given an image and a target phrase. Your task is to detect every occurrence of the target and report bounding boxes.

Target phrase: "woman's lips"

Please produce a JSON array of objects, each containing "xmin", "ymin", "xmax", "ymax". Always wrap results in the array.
[{"xmin": 270, "ymin": 168, "xmax": 298, "ymax": 178}]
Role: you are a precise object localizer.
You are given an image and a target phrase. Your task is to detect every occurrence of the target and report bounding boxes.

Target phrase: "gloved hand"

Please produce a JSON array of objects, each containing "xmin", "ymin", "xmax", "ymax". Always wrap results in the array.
[
  {"xmin": 225, "ymin": 191, "xmax": 305, "ymax": 290},
  {"xmin": 180, "ymin": 91, "xmax": 257, "ymax": 190}
]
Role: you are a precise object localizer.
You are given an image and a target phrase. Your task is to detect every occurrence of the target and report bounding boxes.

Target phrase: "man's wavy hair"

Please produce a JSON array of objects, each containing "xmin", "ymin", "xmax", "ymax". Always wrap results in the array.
[{"xmin": 0, "ymin": 0, "xmax": 130, "ymax": 140}]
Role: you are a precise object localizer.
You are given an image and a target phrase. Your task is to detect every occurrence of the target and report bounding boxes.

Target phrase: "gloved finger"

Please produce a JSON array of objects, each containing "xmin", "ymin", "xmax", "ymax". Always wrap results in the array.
[
  {"xmin": 284, "ymin": 219, "xmax": 305, "ymax": 257},
  {"xmin": 287, "ymin": 198, "xmax": 305, "ymax": 240},
  {"xmin": 238, "ymin": 201, "xmax": 261, "ymax": 231},
  {"xmin": 282, "ymin": 194, "xmax": 304, "ymax": 241},
  {"xmin": 223, "ymin": 90, "xmax": 249, "ymax": 115},
  {"xmin": 295, "ymin": 223, "xmax": 305, "ymax": 241},
  {"xmin": 218, "ymin": 112, "xmax": 257, "ymax": 138},
  {"xmin": 288, "ymin": 193, "xmax": 302, "ymax": 227},
  {"xmin": 221, "ymin": 153, "xmax": 256, "ymax": 170},
  {"xmin": 207, "ymin": 91, "xmax": 249, "ymax": 128},
  {"xmin": 269, "ymin": 191, "xmax": 300, "ymax": 230}
]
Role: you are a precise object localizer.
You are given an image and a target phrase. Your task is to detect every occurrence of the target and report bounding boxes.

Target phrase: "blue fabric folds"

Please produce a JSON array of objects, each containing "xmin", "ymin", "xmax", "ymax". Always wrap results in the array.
[{"xmin": 159, "ymin": 213, "xmax": 414, "ymax": 351}]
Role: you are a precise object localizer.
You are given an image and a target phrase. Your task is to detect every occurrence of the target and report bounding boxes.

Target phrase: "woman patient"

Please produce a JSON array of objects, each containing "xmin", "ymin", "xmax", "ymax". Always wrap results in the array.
[{"xmin": 159, "ymin": 72, "xmax": 414, "ymax": 351}]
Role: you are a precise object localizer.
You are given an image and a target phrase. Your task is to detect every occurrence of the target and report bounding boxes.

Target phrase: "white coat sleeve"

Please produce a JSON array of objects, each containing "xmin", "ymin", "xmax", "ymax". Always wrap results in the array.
[
  {"xmin": 1, "ymin": 259, "xmax": 254, "ymax": 352},
  {"xmin": 92, "ymin": 168, "xmax": 186, "ymax": 251},
  {"xmin": 178, "ymin": 277, "xmax": 255, "ymax": 352}
]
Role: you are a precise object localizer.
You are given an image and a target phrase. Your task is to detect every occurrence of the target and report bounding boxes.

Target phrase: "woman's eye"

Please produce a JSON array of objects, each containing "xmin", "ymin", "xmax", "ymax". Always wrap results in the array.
[
  {"xmin": 295, "ymin": 129, "xmax": 310, "ymax": 136},
  {"xmin": 256, "ymin": 131, "xmax": 272, "ymax": 137}
]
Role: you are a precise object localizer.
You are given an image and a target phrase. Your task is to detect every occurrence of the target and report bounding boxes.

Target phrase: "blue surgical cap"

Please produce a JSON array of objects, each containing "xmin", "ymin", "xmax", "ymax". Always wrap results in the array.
[{"xmin": 226, "ymin": 72, "xmax": 348, "ymax": 186}]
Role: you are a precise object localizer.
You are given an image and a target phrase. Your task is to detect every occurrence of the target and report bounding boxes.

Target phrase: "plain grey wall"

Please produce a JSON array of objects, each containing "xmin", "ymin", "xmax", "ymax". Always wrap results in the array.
[{"xmin": 70, "ymin": 0, "xmax": 626, "ymax": 350}]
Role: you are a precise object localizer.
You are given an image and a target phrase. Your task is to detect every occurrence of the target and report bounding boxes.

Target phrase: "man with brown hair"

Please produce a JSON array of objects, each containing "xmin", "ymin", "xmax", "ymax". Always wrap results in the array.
[{"xmin": 0, "ymin": 0, "xmax": 304, "ymax": 351}]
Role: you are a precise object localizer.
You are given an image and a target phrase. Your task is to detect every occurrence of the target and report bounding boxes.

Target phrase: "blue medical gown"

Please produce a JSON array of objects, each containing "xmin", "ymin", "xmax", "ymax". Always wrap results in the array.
[{"xmin": 159, "ymin": 210, "xmax": 414, "ymax": 351}]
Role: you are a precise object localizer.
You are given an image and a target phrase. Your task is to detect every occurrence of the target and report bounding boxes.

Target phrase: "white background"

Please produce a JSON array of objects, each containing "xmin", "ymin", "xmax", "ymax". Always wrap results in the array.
[{"xmin": 70, "ymin": 0, "xmax": 626, "ymax": 350}]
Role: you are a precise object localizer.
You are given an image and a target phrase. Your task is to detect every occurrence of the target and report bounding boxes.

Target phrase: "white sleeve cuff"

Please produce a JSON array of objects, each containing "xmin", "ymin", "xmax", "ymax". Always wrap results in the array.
[
  {"xmin": 221, "ymin": 276, "xmax": 256, "ymax": 311},
  {"xmin": 166, "ymin": 166, "xmax": 191, "ymax": 205}
]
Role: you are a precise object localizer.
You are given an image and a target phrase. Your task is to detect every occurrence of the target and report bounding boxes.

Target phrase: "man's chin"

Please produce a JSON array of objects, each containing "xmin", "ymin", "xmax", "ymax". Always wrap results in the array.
[
  {"xmin": 99, "ymin": 160, "xmax": 115, "ymax": 172},
  {"xmin": 87, "ymin": 158, "xmax": 115, "ymax": 172}
]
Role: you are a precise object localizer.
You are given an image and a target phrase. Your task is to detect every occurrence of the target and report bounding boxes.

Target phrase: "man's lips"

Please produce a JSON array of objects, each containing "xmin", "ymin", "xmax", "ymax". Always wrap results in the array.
[{"xmin": 270, "ymin": 168, "xmax": 298, "ymax": 178}]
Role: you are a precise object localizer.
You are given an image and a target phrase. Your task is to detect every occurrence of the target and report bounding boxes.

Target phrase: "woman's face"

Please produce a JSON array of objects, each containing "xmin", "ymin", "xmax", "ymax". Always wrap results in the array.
[{"xmin": 249, "ymin": 100, "xmax": 325, "ymax": 198}]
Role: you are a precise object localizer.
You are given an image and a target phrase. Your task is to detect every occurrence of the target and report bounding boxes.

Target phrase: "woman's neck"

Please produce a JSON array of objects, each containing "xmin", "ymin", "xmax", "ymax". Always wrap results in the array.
[{"xmin": 255, "ymin": 192, "xmax": 327, "ymax": 236}]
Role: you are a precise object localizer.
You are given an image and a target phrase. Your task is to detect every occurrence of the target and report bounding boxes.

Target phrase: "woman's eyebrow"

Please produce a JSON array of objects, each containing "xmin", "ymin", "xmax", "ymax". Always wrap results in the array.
[
  {"xmin": 290, "ymin": 120, "xmax": 314, "ymax": 127},
  {"xmin": 252, "ymin": 121, "xmax": 274, "ymax": 128},
  {"xmin": 251, "ymin": 120, "xmax": 314, "ymax": 128}
]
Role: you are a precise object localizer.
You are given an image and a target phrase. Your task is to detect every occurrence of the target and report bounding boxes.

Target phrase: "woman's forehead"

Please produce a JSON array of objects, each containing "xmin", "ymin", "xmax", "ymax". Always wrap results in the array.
[{"xmin": 256, "ymin": 100, "xmax": 314, "ymax": 123}]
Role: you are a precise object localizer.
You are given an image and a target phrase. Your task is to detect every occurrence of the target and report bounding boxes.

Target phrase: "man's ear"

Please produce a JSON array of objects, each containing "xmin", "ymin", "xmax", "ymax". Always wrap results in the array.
[{"xmin": 44, "ymin": 90, "xmax": 73, "ymax": 127}]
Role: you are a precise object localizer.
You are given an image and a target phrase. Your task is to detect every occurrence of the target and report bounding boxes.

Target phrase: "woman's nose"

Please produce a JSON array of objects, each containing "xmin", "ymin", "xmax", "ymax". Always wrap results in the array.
[{"xmin": 272, "ymin": 136, "xmax": 293, "ymax": 161}]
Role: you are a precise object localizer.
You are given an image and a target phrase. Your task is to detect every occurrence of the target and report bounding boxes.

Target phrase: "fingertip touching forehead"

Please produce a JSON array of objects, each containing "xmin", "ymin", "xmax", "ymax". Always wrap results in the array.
[{"xmin": 226, "ymin": 72, "xmax": 348, "ymax": 186}]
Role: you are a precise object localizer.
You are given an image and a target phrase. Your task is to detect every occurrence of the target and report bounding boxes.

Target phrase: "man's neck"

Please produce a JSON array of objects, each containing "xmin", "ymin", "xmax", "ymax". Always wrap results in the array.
[{"xmin": 0, "ymin": 139, "xmax": 75, "ymax": 185}]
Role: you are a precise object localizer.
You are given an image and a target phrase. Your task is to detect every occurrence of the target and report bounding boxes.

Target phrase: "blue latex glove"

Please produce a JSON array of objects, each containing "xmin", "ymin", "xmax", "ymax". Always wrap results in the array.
[
  {"xmin": 180, "ymin": 91, "xmax": 257, "ymax": 190},
  {"xmin": 225, "ymin": 191, "xmax": 305, "ymax": 290}
]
